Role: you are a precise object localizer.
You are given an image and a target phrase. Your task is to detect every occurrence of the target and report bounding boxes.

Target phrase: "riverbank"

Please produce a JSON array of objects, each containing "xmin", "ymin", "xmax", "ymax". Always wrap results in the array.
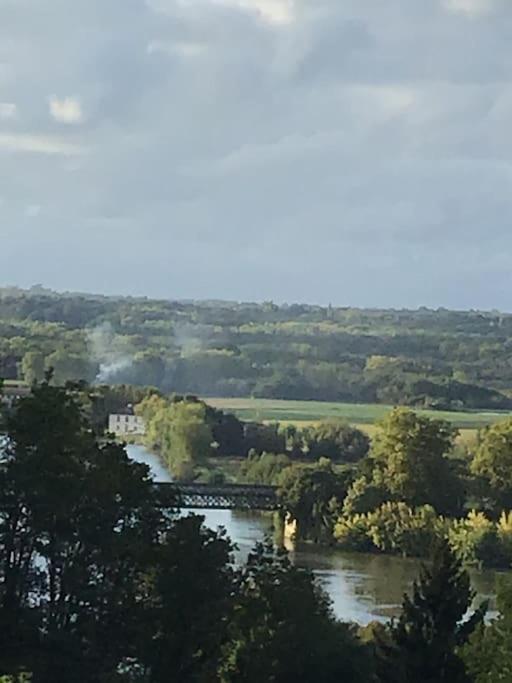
[{"xmin": 126, "ymin": 444, "xmax": 502, "ymax": 624}]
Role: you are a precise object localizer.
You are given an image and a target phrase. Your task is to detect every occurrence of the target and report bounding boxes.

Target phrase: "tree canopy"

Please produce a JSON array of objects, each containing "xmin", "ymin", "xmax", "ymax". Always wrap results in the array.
[
  {"xmin": 367, "ymin": 408, "xmax": 464, "ymax": 515},
  {"xmin": 471, "ymin": 419, "xmax": 512, "ymax": 511},
  {"xmin": 376, "ymin": 541, "xmax": 485, "ymax": 683},
  {"xmin": 1, "ymin": 287, "xmax": 511, "ymax": 411}
]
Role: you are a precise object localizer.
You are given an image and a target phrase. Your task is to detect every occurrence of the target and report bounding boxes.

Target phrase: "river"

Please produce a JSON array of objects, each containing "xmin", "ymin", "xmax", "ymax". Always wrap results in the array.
[{"xmin": 128, "ymin": 444, "xmax": 500, "ymax": 624}]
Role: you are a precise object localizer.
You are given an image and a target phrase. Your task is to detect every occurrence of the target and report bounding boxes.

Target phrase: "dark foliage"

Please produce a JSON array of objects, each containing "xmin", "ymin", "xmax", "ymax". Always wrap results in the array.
[{"xmin": 375, "ymin": 540, "xmax": 486, "ymax": 683}]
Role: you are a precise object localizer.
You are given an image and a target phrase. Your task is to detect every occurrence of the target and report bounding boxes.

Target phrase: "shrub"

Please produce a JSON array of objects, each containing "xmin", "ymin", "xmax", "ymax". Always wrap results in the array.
[
  {"xmin": 365, "ymin": 503, "xmax": 442, "ymax": 558},
  {"xmin": 448, "ymin": 511, "xmax": 510, "ymax": 569},
  {"xmin": 498, "ymin": 511, "xmax": 512, "ymax": 558},
  {"xmin": 335, "ymin": 502, "xmax": 443, "ymax": 558},
  {"xmin": 342, "ymin": 476, "xmax": 389, "ymax": 515},
  {"xmin": 334, "ymin": 514, "xmax": 376, "ymax": 552},
  {"xmin": 239, "ymin": 451, "xmax": 291, "ymax": 485}
]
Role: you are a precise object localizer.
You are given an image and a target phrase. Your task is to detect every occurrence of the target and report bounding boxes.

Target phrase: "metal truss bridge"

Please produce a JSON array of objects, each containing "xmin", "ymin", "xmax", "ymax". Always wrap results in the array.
[{"xmin": 153, "ymin": 483, "xmax": 279, "ymax": 511}]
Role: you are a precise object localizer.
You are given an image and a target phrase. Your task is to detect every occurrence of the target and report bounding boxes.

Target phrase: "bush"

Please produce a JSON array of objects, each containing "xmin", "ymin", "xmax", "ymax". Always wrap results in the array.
[
  {"xmin": 448, "ymin": 511, "xmax": 511, "ymax": 569},
  {"xmin": 335, "ymin": 502, "xmax": 444, "ymax": 559},
  {"xmin": 303, "ymin": 421, "xmax": 370, "ymax": 463},
  {"xmin": 497, "ymin": 511, "xmax": 512, "ymax": 558},
  {"xmin": 366, "ymin": 503, "xmax": 443, "ymax": 558},
  {"xmin": 334, "ymin": 514, "xmax": 376, "ymax": 552},
  {"xmin": 342, "ymin": 476, "xmax": 389, "ymax": 515},
  {"xmin": 336, "ymin": 505, "xmax": 512, "ymax": 567},
  {"xmin": 239, "ymin": 451, "xmax": 291, "ymax": 485}
]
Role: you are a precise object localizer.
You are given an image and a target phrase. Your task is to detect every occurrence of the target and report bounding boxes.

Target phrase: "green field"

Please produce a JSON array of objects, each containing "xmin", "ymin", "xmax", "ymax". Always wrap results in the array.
[{"xmin": 206, "ymin": 397, "xmax": 512, "ymax": 430}]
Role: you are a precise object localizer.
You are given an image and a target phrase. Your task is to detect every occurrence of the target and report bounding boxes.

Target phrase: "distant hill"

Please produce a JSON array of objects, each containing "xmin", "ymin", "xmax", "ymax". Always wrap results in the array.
[{"xmin": 0, "ymin": 286, "xmax": 511, "ymax": 411}]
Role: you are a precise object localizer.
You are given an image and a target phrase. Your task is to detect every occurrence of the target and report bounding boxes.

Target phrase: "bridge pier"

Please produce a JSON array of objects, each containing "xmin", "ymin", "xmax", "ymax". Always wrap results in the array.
[
  {"xmin": 271, "ymin": 512, "xmax": 297, "ymax": 551},
  {"xmin": 284, "ymin": 514, "xmax": 297, "ymax": 540}
]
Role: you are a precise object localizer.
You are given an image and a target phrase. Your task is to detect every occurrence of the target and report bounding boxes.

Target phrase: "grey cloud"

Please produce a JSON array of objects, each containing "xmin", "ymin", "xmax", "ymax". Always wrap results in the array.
[{"xmin": 0, "ymin": 0, "xmax": 512, "ymax": 308}]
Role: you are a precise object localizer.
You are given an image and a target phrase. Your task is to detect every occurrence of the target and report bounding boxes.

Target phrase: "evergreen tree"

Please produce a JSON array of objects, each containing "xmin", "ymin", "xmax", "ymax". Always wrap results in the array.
[
  {"xmin": 220, "ymin": 541, "xmax": 373, "ymax": 683},
  {"xmin": 376, "ymin": 540, "xmax": 485, "ymax": 683},
  {"xmin": 462, "ymin": 577, "xmax": 512, "ymax": 682}
]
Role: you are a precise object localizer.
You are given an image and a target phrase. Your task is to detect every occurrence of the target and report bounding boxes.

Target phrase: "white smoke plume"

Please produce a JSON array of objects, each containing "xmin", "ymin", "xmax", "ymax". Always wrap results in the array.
[{"xmin": 87, "ymin": 322, "xmax": 133, "ymax": 384}]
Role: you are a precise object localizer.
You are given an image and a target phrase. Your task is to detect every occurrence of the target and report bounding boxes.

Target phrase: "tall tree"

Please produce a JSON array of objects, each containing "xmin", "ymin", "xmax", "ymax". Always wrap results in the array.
[
  {"xmin": 277, "ymin": 459, "xmax": 350, "ymax": 541},
  {"xmin": 141, "ymin": 515, "xmax": 237, "ymax": 682},
  {"xmin": 0, "ymin": 381, "xmax": 164, "ymax": 681},
  {"xmin": 303, "ymin": 420, "xmax": 370, "ymax": 463},
  {"xmin": 220, "ymin": 542, "xmax": 373, "ymax": 683},
  {"xmin": 165, "ymin": 401, "xmax": 213, "ymax": 480},
  {"xmin": 376, "ymin": 540, "xmax": 485, "ymax": 683},
  {"xmin": 471, "ymin": 418, "xmax": 512, "ymax": 511},
  {"xmin": 21, "ymin": 352, "xmax": 45, "ymax": 385},
  {"xmin": 370, "ymin": 408, "xmax": 464, "ymax": 515}
]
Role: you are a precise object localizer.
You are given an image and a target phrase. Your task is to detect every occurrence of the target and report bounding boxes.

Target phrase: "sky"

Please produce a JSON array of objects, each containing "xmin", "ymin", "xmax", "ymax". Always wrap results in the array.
[{"xmin": 1, "ymin": 0, "xmax": 512, "ymax": 310}]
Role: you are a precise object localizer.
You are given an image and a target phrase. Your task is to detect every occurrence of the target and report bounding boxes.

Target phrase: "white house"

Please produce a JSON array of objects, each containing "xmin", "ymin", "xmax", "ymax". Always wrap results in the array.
[{"xmin": 108, "ymin": 413, "xmax": 146, "ymax": 436}]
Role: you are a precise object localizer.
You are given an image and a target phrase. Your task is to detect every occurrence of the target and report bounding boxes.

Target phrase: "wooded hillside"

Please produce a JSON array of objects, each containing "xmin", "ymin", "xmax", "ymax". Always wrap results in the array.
[{"xmin": 1, "ymin": 286, "xmax": 511, "ymax": 410}]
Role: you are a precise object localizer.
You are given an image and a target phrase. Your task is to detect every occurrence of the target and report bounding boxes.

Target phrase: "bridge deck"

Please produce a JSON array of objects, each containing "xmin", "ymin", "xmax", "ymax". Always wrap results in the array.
[{"xmin": 153, "ymin": 482, "xmax": 279, "ymax": 511}]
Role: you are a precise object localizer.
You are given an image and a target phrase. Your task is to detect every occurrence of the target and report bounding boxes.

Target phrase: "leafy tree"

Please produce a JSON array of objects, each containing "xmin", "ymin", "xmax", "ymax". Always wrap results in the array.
[
  {"xmin": 375, "ymin": 540, "xmax": 485, "ymax": 683},
  {"xmin": 206, "ymin": 407, "xmax": 245, "ymax": 457},
  {"xmin": 163, "ymin": 401, "xmax": 213, "ymax": 480},
  {"xmin": 471, "ymin": 419, "xmax": 512, "ymax": 511},
  {"xmin": 336, "ymin": 502, "xmax": 443, "ymax": 559},
  {"xmin": 278, "ymin": 424, "xmax": 304, "ymax": 459},
  {"xmin": 219, "ymin": 542, "xmax": 373, "ymax": 683},
  {"xmin": 45, "ymin": 349, "xmax": 93, "ymax": 385},
  {"xmin": 141, "ymin": 515, "xmax": 237, "ymax": 682},
  {"xmin": 138, "ymin": 396, "xmax": 213, "ymax": 481},
  {"xmin": 239, "ymin": 451, "xmax": 291, "ymax": 485},
  {"xmin": 448, "ymin": 510, "xmax": 509, "ymax": 568},
  {"xmin": 21, "ymin": 352, "xmax": 45, "ymax": 385},
  {"xmin": 343, "ymin": 475, "xmax": 389, "ymax": 515},
  {"xmin": 303, "ymin": 420, "xmax": 370, "ymax": 463},
  {"xmin": 277, "ymin": 459, "xmax": 351, "ymax": 541},
  {"xmin": 0, "ymin": 381, "xmax": 163, "ymax": 681},
  {"xmin": 370, "ymin": 408, "xmax": 464, "ymax": 515},
  {"xmin": 243, "ymin": 422, "xmax": 285, "ymax": 455}
]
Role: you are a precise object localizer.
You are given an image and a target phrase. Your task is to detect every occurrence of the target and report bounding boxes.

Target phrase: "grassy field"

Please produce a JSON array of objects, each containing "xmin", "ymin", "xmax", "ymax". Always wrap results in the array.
[{"xmin": 206, "ymin": 397, "xmax": 511, "ymax": 430}]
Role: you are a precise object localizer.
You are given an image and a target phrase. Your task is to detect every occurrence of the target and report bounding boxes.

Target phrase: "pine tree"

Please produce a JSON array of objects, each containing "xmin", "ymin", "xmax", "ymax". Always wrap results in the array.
[{"xmin": 376, "ymin": 540, "xmax": 486, "ymax": 683}]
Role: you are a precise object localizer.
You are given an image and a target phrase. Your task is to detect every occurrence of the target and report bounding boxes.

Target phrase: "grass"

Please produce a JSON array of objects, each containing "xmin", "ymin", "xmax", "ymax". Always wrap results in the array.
[
  {"xmin": 202, "ymin": 399, "xmax": 489, "ymax": 481},
  {"xmin": 206, "ymin": 397, "xmax": 511, "ymax": 430}
]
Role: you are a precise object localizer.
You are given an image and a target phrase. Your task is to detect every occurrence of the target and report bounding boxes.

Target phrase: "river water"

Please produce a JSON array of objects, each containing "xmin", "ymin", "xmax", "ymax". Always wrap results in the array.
[{"xmin": 128, "ymin": 445, "xmax": 500, "ymax": 624}]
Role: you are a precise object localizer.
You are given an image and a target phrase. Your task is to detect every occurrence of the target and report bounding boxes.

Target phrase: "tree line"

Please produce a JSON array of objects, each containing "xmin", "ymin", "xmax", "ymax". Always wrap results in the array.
[
  {"xmin": 0, "ymin": 381, "xmax": 511, "ymax": 682},
  {"xmin": 2, "ymin": 287, "xmax": 512, "ymax": 410},
  {"xmin": 279, "ymin": 410, "xmax": 512, "ymax": 567},
  {"xmin": 136, "ymin": 391, "xmax": 370, "ymax": 482}
]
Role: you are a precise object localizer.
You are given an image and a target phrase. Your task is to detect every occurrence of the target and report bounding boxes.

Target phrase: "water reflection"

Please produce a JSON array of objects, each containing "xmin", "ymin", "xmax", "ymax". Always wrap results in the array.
[
  {"xmin": 127, "ymin": 445, "xmax": 501, "ymax": 624},
  {"xmin": 129, "ymin": 444, "xmax": 172, "ymax": 483},
  {"xmin": 290, "ymin": 545, "xmax": 499, "ymax": 623}
]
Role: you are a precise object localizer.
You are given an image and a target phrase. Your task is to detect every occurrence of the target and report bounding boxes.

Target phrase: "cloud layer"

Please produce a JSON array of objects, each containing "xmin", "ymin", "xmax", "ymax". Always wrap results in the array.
[{"xmin": 0, "ymin": 0, "xmax": 511, "ymax": 309}]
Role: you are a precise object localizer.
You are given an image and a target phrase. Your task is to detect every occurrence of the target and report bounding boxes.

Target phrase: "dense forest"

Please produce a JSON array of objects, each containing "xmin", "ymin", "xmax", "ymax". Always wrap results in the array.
[{"xmin": 1, "ymin": 286, "xmax": 512, "ymax": 410}]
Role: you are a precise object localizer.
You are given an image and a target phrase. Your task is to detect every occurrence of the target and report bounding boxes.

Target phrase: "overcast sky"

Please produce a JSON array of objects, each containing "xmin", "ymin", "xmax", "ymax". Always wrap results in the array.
[{"xmin": 1, "ymin": 0, "xmax": 511, "ymax": 309}]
